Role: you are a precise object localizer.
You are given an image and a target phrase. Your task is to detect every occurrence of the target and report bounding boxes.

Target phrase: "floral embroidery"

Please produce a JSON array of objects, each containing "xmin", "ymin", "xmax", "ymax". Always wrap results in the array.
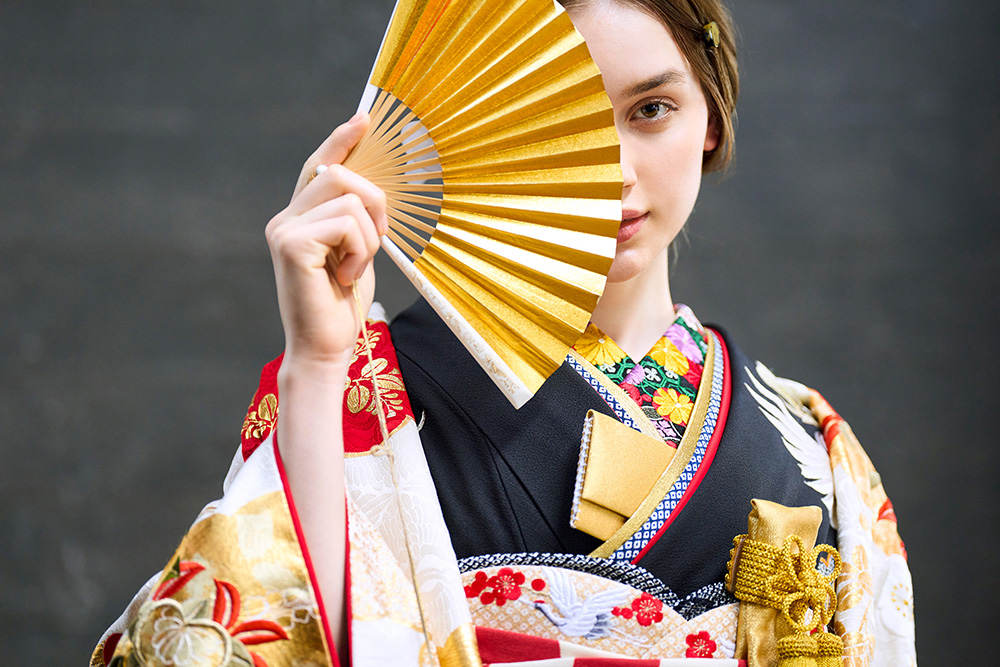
[
  {"xmin": 632, "ymin": 592, "xmax": 664, "ymax": 626},
  {"xmin": 653, "ymin": 387, "xmax": 694, "ymax": 425},
  {"xmin": 623, "ymin": 364, "xmax": 645, "ymax": 385},
  {"xmin": 345, "ymin": 357, "xmax": 406, "ymax": 418},
  {"xmin": 573, "ymin": 305, "xmax": 707, "ymax": 444},
  {"xmin": 649, "ymin": 338, "xmax": 690, "ymax": 376},
  {"xmin": 683, "ymin": 362, "xmax": 703, "ymax": 388},
  {"xmin": 667, "ymin": 324, "xmax": 704, "ymax": 363},
  {"xmin": 613, "ymin": 592, "xmax": 664, "ymax": 627},
  {"xmin": 116, "ymin": 558, "xmax": 290, "ymax": 667},
  {"xmin": 611, "ymin": 605, "xmax": 633, "ymax": 619},
  {"xmin": 465, "ymin": 568, "xmax": 526, "ymax": 607},
  {"xmin": 575, "ymin": 325, "xmax": 628, "ymax": 366},
  {"xmin": 685, "ymin": 630, "xmax": 717, "ymax": 657},
  {"xmin": 241, "ymin": 393, "xmax": 277, "ymax": 442},
  {"xmin": 654, "ymin": 418, "xmax": 683, "ymax": 442},
  {"xmin": 348, "ymin": 329, "xmax": 382, "ymax": 367},
  {"xmin": 465, "ymin": 571, "xmax": 489, "ymax": 598},
  {"xmin": 241, "ymin": 588, "xmax": 316, "ymax": 632},
  {"xmin": 621, "ymin": 382, "xmax": 643, "ymax": 404}
]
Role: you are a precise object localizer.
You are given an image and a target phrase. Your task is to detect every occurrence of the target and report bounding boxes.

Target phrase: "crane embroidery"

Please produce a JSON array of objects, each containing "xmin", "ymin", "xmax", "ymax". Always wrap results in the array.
[{"xmin": 527, "ymin": 567, "xmax": 646, "ymax": 643}]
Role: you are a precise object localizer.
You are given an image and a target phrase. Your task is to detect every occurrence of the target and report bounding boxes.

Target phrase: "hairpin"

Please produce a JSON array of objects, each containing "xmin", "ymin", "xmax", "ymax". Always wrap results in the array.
[{"xmin": 702, "ymin": 21, "xmax": 720, "ymax": 49}]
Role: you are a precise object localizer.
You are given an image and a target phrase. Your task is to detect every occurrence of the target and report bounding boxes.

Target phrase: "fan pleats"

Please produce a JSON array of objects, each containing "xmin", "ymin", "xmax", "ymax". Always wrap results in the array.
[{"xmin": 347, "ymin": 0, "xmax": 623, "ymax": 403}]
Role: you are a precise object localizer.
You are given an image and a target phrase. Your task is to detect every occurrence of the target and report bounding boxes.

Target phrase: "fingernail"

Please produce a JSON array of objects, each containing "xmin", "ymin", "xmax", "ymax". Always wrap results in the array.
[
  {"xmin": 348, "ymin": 112, "xmax": 364, "ymax": 125},
  {"xmin": 315, "ymin": 164, "xmax": 328, "ymax": 175}
]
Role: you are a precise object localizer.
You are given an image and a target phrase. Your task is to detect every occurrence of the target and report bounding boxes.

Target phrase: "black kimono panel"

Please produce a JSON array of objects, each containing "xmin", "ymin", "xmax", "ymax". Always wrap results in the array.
[{"xmin": 389, "ymin": 298, "xmax": 834, "ymax": 601}]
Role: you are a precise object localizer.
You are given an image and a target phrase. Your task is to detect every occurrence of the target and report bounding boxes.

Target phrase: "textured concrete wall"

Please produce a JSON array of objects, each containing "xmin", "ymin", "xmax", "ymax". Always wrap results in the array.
[{"xmin": 2, "ymin": 0, "xmax": 997, "ymax": 662}]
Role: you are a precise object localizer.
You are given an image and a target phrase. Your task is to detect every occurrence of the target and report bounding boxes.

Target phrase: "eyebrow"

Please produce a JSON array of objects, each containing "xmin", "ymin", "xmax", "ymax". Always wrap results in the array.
[{"xmin": 621, "ymin": 68, "xmax": 689, "ymax": 99}]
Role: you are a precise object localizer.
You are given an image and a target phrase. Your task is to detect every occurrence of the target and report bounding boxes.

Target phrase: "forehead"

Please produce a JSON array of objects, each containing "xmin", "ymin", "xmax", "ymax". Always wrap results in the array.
[{"xmin": 567, "ymin": 1, "xmax": 695, "ymax": 102}]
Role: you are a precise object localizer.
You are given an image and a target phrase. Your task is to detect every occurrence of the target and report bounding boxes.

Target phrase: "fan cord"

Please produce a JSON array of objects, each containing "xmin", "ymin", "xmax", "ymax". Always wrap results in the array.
[{"xmin": 351, "ymin": 279, "xmax": 436, "ymax": 663}]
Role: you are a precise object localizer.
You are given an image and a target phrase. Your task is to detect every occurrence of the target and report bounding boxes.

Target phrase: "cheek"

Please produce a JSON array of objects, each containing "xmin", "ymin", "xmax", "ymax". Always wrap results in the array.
[{"xmin": 637, "ymin": 132, "xmax": 704, "ymax": 211}]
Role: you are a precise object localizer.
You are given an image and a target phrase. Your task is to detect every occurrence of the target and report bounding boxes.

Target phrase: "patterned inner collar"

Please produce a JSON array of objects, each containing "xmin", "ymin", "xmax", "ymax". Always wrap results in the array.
[{"xmin": 572, "ymin": 305, "xmax": 708, "ymax": 445}]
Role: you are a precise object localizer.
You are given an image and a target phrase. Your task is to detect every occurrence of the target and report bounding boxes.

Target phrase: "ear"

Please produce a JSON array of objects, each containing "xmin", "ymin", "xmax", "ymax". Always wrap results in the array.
[{"xmin": 704, "ymin": 115, "xmax": 721, "ymax": 153}]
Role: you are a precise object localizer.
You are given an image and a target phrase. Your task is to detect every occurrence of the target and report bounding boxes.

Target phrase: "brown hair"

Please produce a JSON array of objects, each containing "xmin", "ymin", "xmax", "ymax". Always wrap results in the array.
[{"xmin": 560, "ymin": 0, "xmax": 740, "ymax": 173}]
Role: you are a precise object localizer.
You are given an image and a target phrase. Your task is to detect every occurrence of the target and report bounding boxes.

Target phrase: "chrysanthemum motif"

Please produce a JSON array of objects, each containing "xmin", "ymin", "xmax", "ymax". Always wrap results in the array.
[
  {"xmin": 666, "ymin": 324, "xmax": 704, "ymax": 363},
  {"xmin": 648, "ymin": 338, "xmax": 689, "ymax": 376},
  {"xmin": 653, "ymin": 387, "xmax": 694, "ymax": 425},
  {"xmin": 574, "ymin": 325, "xmax": 627, "ymax": 366}
]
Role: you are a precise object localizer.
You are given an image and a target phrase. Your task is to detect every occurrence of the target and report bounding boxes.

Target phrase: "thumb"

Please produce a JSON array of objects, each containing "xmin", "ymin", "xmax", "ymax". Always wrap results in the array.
[
  {"xmin": 292, "ymin": 112, "xmax": 370, "ymax": 201},
  {"xmin": 314, "ymin": 112, "xmax": 370, "ymax": 167}
]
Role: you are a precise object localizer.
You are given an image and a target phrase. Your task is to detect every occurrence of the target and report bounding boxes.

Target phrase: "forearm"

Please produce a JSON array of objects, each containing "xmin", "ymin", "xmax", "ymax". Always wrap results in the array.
[{"xmin": 276, "ymin": 357, "xmax": 350, "ymax": 664}]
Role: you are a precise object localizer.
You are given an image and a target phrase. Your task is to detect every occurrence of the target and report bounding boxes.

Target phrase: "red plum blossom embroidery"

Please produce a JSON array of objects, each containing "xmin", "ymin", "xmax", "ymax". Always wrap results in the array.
[
  {"xmin": 465, "ymin": 568, "xmax": 527, "ymax": 607},
  {"xmin": 685, "ymin": 630, "xmax": 717, "ymax": 657},
  {"xmin": 612, "ymin": 592, "xmax": 664, "ymax": 627}
]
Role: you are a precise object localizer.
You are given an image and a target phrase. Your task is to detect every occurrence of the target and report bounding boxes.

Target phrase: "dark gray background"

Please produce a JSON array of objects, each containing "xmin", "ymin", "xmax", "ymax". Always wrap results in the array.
[{"xmin": 2, "ymin": 0, "xmax": 997, "ymax": 663}]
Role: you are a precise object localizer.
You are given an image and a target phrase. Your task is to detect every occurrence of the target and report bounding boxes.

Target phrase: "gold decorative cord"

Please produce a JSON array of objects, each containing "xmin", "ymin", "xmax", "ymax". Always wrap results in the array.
[
  {"xmin": 351, "ymin": 279, "xmax": 435, "ymax": 662},
  {"xmin": 726, "ymin": 533, "xmax": 841, "ymax": 633},
  {"xmin": 726, "ymin": 534, "xmax": 845, "ymax": 665}
]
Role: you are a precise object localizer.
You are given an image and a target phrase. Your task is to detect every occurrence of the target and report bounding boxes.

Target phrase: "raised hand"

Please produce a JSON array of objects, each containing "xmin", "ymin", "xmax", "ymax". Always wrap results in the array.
[
  {"xmin": 266, "ymin": 112, "xmax": 387, "ymax": 371},
  {"xmin": 267, "ymin": 113, "xmax": 387, "ymax": 663}
]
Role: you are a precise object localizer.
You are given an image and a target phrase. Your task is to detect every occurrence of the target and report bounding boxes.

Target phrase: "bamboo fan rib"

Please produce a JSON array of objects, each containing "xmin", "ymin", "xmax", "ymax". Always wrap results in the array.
[{"xmin": 347, "ymin": 0, "xmax": 622, "ymax": 407}]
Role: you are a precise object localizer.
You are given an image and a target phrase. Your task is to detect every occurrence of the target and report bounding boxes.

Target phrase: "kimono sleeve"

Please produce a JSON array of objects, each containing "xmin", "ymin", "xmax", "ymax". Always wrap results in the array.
[
  {"xmin": 808, "ymin": 388, "xmax": 917, "ymax": 667},
  {"xmin": 90, "ymin": 354, "xmax": 339, "ymax": 667}
]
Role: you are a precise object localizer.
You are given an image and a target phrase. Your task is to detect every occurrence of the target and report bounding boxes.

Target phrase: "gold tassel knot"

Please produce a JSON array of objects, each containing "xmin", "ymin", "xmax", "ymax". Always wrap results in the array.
[{"xmin": 727, "ymin": 534, "xmax": 841, "ymax": 634}]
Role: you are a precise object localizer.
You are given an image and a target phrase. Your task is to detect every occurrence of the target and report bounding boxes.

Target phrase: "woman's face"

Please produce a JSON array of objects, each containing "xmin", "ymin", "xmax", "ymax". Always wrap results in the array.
[{"xmin": 568, "ymin": 1, "xmax": 718, "ymax": 283}]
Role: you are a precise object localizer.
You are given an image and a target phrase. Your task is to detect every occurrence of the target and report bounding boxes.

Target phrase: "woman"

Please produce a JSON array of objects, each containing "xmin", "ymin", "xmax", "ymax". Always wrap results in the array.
[{"xmin": 93, "ymin": 1, "xmax": 915, "ymax": 665}]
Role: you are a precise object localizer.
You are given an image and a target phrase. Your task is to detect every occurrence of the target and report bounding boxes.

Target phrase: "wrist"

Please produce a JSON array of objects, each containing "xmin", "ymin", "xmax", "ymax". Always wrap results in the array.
[{"xmin": 278, "ymin": 353, "xmax": 353, "ymax": 391}]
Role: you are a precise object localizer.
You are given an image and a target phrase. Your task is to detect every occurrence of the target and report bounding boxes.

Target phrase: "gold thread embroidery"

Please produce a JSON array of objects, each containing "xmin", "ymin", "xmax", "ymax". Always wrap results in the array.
[
  {"xmin": 242, "ymin": 393, "xmax": 278, "ymax": 441},
  {"xmin": 346, "ymin": 358, "xmax": 405, "ymax": 417}
]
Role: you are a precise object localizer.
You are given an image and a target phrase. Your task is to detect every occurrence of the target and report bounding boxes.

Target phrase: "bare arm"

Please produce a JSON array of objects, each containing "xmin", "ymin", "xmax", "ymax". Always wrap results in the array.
[{"xmin": 265, "ymin": 113, "xmax": 387, "ymax": 665}]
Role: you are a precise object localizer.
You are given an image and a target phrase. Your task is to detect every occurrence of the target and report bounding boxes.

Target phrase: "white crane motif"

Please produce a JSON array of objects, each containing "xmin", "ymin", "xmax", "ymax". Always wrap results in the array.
[
  {"xmin": 527, "ymin": 567, "xmax": 630, "ymax": 640},
  {"xmin": 745, "ymin": 362, "xmax": 835, "ymax": 526}
]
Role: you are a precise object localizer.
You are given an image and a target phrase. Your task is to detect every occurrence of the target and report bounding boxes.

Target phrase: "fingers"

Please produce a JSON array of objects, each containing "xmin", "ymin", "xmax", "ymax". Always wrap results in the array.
[
  {"xmin": 315, "ymin": 112, "xmax": 370, "ymax": 167},
  {"xmin": 310, "ymin": 216, "xmax": 370, "ymax": 286},
  {"xmin": 299, "ymin": 196, "xmax": 381, "ymax": 282},
  {"xmin": 268, "ymin": 196, "xmax": 381, "ymax": 286},
  {"xmin": 292, "ymin": 113, "xmax": 370, "ymax": 201},
  {"xmin": 291, "ymin": 164, "xmax": 388, "ymax": 236}
]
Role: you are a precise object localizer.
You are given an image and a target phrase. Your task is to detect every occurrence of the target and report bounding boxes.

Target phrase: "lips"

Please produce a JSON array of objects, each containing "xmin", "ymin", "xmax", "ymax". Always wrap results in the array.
[{"xmin": 618, "ymin": 211, "xmax": 647, "ymax": 243}]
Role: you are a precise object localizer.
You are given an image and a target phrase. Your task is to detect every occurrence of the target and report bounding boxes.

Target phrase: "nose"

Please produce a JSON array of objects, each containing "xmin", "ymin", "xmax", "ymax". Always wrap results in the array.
[{"xmin": 619, "ymin": 136, "xmax": 637, "ymax": 191}]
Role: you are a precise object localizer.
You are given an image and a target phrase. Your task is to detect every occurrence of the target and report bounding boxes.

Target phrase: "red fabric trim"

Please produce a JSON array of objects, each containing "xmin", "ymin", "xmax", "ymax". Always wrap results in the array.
[
  {"xmin": 475, "ymin": 626, "xmax": 560, "ymax": 663},
  {"xmin": 273, "ymin": 436, "xmax": 340, "ymax": 667},
  {"xmin": 342, "ymin": 320, "xmax": 415, "ymax": 454},
  {"xmin": 102, "ymin": 633, "xmax": 122, "ymax": 666},
  {"xmin": 242, "ymin": 353, "xmax": 283, "ymax": 461},
  {"xmin": 344, "ymin": 500, "xmax": 352, "ymax": 665},
  {"xmin": 573, "ymin": 660, "xmax": 661, "ymax": 666},
  {"xmin": 632, "ymin": 329, "xmax": 732, "ymax": 565},
  {"xmin": 242, "ymin": 321, "xmax": 415, "ymax": 461}
]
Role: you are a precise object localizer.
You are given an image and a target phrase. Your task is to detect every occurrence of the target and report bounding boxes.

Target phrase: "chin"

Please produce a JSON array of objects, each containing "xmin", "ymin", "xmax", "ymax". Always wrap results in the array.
[{"xmin": 605, "ymin": 252, "xmax": 650, "ymax": 284}]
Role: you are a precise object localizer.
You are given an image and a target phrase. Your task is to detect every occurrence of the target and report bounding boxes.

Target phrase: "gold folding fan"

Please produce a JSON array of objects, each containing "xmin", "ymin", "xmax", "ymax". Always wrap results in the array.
[{"xmin": 348, "ymin": 0, "xmax": 622, "ymax": 407}]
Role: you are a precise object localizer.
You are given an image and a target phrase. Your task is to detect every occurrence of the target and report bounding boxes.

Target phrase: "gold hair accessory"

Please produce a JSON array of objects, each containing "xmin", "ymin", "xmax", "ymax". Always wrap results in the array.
[{"xmin": 702, "ymin": 21, "xmax": 720, "ymax": 49}]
